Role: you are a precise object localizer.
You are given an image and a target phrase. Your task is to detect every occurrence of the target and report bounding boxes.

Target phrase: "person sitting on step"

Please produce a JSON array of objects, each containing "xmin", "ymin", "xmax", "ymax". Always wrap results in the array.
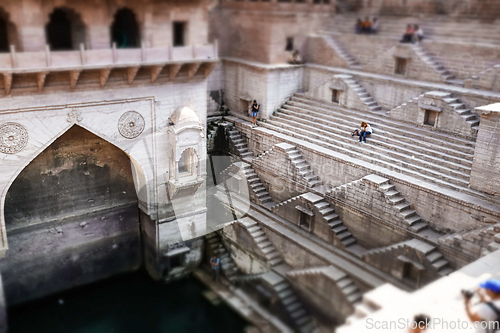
[
  {"xmin": 414, "ymin": 24, "xmax": 424, "ymax": 43},
  {"xmin": 354, "ymin": 18, "xmax": 363, "ymax": 34},
  {"xmin": 359, "ymin": 121, "xmax": 372, "ymax": 143},
  {"xmin": 400, "ymin": 24, "xmax": 415, "ymax": 43}
]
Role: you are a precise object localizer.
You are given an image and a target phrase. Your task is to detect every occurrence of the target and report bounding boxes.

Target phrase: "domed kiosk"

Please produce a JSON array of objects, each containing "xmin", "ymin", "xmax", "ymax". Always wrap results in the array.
[{"xmin": 166, "ymin": 106, "xmax": 205, "ymax": 199}]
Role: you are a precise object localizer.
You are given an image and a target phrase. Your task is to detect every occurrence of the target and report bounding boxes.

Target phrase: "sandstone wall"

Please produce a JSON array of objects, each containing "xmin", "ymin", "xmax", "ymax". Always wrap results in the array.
[
  {"xmin": 305, "ymin": 66, "xmax": 500, "ymax": 116},
  {"xmin": 223, "ymin": 59, "xmax": 304, "ymax": 120}
]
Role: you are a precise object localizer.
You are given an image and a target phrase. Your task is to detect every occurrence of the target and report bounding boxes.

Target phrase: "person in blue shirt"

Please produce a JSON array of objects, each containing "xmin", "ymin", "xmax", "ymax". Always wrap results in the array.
[{"xmin": 210, "ymin": 255, "xmax": 220, "ymax": 282}]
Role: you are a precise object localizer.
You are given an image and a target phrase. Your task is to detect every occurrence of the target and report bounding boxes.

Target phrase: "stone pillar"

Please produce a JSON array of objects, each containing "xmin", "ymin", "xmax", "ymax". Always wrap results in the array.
[
  {"xmin": 87, "ymin": 26, "xmax": 111, "ymax": 49},
  {"xmin": 469, "ymin": 103, "xmax": 500, "ymax": 196}
]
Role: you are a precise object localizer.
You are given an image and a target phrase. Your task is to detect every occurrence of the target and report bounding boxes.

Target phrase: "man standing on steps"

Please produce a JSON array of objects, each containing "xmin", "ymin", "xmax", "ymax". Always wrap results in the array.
[
  {"xmin": 210, "ymin": 255, "xmax": 220, "ymax": 282},
  {"xmin": 251, "ymin": 100, "xmax": 260, "ymax": 127}
]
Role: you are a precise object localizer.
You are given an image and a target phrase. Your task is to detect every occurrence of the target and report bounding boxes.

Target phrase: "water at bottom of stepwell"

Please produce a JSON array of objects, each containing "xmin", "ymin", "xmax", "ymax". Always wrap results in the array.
[{"xmin": 8, "ymin": 270, "xmax": 249, "ymax": 333}]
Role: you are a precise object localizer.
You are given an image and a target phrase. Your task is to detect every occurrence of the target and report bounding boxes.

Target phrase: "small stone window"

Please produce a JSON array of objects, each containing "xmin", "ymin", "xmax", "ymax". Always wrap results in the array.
[
  {"xmin": 331, "ymin": 89, "xmax": 341, "ymax": 103},
  {"xmin": 424, "ymin": 109, "xmax": 438, "ymax": 127},
  {"xmin": 285, "ymin": 37, "xmax": 294, "ymax": 51},
  {"xmin": 395, "ymin": 57, "xmax": 407, "ymax": 75},
  {"xmin": 173, "ymin": 21, "xmax": 186, "ymax": 47},
  {"xmin": 299, "ymin": 211, "xmax": 311, "ymax": 230}
]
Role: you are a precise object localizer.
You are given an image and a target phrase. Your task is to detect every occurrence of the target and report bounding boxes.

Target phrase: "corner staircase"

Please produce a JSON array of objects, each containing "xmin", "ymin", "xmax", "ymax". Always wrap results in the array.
[
  {"xmin": 283, "ymin": 145, "xmax": 323, "ymax": 189},
  {"xmin": 241, "ymin": 163, "xmax": 274, "ymax": 208},
  {"xmin": 206, "ymin": 233, "xmax": 239, "ymax": 281},
  {"xmin": 336, "ymin": 75, "xmax": 382, "ymax": 112},
  {"xmin": 226, "ymin": 125, "xmax": 254, "ymax": 159},
  {"xmin": 287, "ymin": 266, "xmax": 362, "ymax": 304},
  {"xmin": 411, "ymin": 44, "xmax": 460, "ymax": 85},
  {"xmin": 238, "ymin": 217, "xmax": 283, "ymax": 266},
  {"xmin": 378, "ymin": 179, "xmax": 428, "ymax": 233},
  {"xmin": 322, "ymin": 35, "xmax": 361, "ymax": 69},
  {"xmin": 314, "ymin": 198, "xmax": 358, "ymax": 248},
  {"xmin": 442, "ymin": 96, "xmax": 480, "ymax": 130}
]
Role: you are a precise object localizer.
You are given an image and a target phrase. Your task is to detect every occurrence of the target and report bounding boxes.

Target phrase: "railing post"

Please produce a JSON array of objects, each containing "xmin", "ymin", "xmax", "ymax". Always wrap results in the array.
[
  {"xmin": 112, "ymin": 42, "xmax": 117, "ymax": 63},
  {"xmin": 141, "ymin": 41, "xmax": 146, "ymax": 62},
  {"xmin": 9, "ymin": 45, "xmax": 16, "ymax": 68},
  {"xmin": 214, "ymin": 39, "xmax": 218, "ymax": 59},
  {"xmin": 79, "ymin": 43, "xmax": 86, "ymax": 65},
  {"xmin": 45, "ymin": 44, "xmax": 50, "ymax": 67}
]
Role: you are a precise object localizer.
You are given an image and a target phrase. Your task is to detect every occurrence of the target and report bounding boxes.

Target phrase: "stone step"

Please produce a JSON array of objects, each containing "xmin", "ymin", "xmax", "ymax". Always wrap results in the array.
[
  {"xmin": 332, "ymin": 225, "xmax": 347, "ymax": 234},
  {"xmin": 342, "ymin": 238, "xmax": 357, "ymax": 247},
  {"xmin": 319, "ymin": 207, "xmax": 335, "ymax": 215},
  {"xmin": 279, "ymin": 289, "xmax": 294, "ymax": 299},
  {"xmin": 347, "ymin": 292, "xmax": 362, "ymax": 303},
  {"xmin": 251, "ymin": 230, "xmax": 265, "ymax": 238},
  {"xmin": 282, "ymin": 295, "xmax": 298, "ymax": 306},
  {"xmin": 275, "ymin": 282, "xmax": 289, "ymax": 292},
  {"xmin": 266, "ymin": 251, "xmax": 281, "ymax": 260},
  {"xmin": 291, "ymin": 309, "xmax": 307, "ymax": 319},
  {"xmin": 411, "ymin": 222, "xmax": 427, "ymax": 232},
  {"xmin": 337, "ymin": 231, "xmax": 352, "ymax": 240},
  {"xmin": 273, "ymin": 111, "xmax": 474, "ymax": 179},
  {"xmin": 259, "ymin": 121, "xmax": 482, "ymax": 199},
  {"xmin": 258, "ymin": 241, "xmax": 273, "ymax": 248},
  {"xmin": 433, "ymin": 259, "xmax": 449, "ymax": 270},
  {"xmin": 276, "ymin": 108, "xmax": 473, "ymax": 172},
  {"xmin": 260, "ymin": 196, "xmax": 273, "ymax": 204},
  {"xmin": 426, "ymin": 251, "xmax": 443, "ymax": 263},
  {"xmin": 286, "ymin": 302, "xmax": 302, "ymax": 312},
  {"xmin": 269, "ymin": 258, "xmax": 283, "ymax": 266},
  {"xmin": 328, "ymin": 220, "xmax": 343, "ymax": 228},
  {"xmin": 324, "ymin": 213, "xmax": 339, "ymax": 221},
  {"xmin": 401, "ymin": 209, "xmax": 417, "ymax": 219},
  {"xmin": 342, "ymin": 284, "xmax": 358, "ymax": 295},
  {"xmin": 291, "ymin": 95, "xmax": 475, "ymax": 151}
]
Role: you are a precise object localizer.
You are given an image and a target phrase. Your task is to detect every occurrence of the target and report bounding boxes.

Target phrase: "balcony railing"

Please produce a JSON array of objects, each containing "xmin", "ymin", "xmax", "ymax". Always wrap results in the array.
[
  {"xmin": 0, "ymin": 43, "xmax": 218, "ymax": 71},
  {"xmin": 0, "ymin": 43, "xmax": 218, "ymax": 92}
]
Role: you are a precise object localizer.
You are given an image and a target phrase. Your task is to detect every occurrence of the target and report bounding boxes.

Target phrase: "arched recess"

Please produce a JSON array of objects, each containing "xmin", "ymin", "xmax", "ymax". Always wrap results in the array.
[
  {"xmin": 178, "ymin": 147, "xmax": 200, "ymax": 178},
  {"xmin": 0, "ymin": 7, "xmax": 19, "ymax": 52},
  {"xmin": 111, "ymin": 8, "xmax": 140, "ymax": 48},
  {"xmin": 0, "ymin": 123, "xmax": 153, "ymax": 253},
  {"xmin": 4, "ymin": 125, "xmax": 138, "ymax": 230},
  {"xmin": 46, "ymin": 7, "xmax": 86, "ymax": 50}
]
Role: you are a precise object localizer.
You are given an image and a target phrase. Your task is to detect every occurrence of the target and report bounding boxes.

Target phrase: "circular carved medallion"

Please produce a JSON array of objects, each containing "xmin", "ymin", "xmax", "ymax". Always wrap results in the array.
[
  {"xmin": 0, "ymin": 122, "xmax": 28, "ymax": 154},
  {"xmin": 118, "ymin": 111, "xmax": 145, "ymax": 139}
]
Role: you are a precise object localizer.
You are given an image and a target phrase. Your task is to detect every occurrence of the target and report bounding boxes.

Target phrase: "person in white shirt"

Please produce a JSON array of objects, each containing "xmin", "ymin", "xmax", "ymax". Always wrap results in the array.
[
  {"xmin": 414, "ymin": 24, "xmax": 424, "ymax": 42},
  {"xmin": 463, "ymin": 279, "xmax": 500, "ymax": 333},
  {"xmin": 359, "ymin": 121, "xmax": 372, "ymax": 143}
]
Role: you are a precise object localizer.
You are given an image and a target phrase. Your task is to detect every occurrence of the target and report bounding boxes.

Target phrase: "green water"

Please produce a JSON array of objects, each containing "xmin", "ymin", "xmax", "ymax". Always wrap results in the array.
[{"xmin": 8, "ymin": 271, "xmax": 248, "ymax": 333}]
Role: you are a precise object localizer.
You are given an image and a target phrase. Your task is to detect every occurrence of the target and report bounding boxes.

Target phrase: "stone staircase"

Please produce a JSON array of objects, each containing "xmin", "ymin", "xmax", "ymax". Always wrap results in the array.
[
  {"xmin": 240, "ymin": 163, "xmax": 274, "ymax": 208},
  {"xmin": 238, "ymin": 217, "xmax": 283, "ymax": 266},
  {"xmin": 406, "ymin": 239, "xmax": 453, "ymax": 276},
  {"xmin": 262, "ymin": 271, "xmax": 316, "ymax": 333},
  {"xmin": 322, "ymin": 35, "xmax": 361, "ymax": 69},
  {"xmin": 336, "ymin": 74, "xmax": 382, "ymax": 112},
  {"xmin": 377, "ymin": 178, "xmax": 427, "ymax": 233},
  {"xmin": 439, "ymin": 223, "xmax": 500, "ymax": 258},
  {"xmin": 363, "ymin": 238, "xmax": 453, "ymax": 276},
  {"xmin": 260, "ymin": 93, "xmax": 485, "ymax": 201},
  {"xmin": 442, "ymin": 95, "xmax": 480, "ymax": 130},
  {"xmin": 411, "ymin": 44, "xmax": 459, "ymax": 85},
  {"xmin": 226, "ymin": 125, "xmax": 254, "ymax": 159},
  {"xmin": 283, "ymin": 144, "xmax": 323, "ymax": 189},
  {"xmin": 287, "ymin": 266, "xmax": 362, "ymax": 304},
  {"xmin": 206, "ymin": 232, "xmax": 239, "ymax": 281},
  {"xmin": 314, "ymin": 197, "xmax": 358, "ymax": 248}
]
